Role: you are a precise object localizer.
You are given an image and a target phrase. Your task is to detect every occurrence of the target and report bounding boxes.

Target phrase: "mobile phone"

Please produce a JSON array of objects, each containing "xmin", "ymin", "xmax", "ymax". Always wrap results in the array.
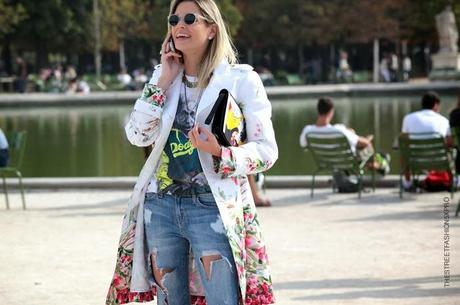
[
  {"xmin": 168, "ymin": 37, "xmax": 183, "ymax": 63},
  {"xmin": 168, "ymin": 38, "xmax": 176, "ymax": 53}
]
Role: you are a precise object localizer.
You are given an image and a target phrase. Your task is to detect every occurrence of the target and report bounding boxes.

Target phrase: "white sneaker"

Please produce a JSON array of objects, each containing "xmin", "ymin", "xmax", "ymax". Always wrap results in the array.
[{"xmin": 402, "ymin": 179, "xmax": 412, "ymax": 190}]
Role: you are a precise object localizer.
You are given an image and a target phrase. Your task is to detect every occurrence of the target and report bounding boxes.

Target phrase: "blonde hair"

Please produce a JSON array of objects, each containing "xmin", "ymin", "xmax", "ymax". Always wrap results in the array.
[{"xmin": 168, "ymin": 0, "xmax": 238, "ymax": 88}]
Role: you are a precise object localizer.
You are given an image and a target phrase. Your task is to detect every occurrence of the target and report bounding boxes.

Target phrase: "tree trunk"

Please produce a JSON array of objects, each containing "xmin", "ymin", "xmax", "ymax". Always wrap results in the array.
[
  {"xmin": 119, "ymin": 40, "xmax": 126, "ymax": 71},
  {"xmin": 373, "ymin": 38, "xmax": 379, "ymax": 83},
  {"xmin": 247, "ymin": 48, "xmax": 253, "ymax": 66},
  {"xmin": 36, "ymin": 42, "xmax": 49, "ymax": 71},
  {"xmin": 401, "ymin": 40, "xmax": 408, "ymax": 57},
  {"xmin": 329, "ymin": 44, "xmax": 335, "ymax": 82},
  {"xmin": 93, "ymin": 0, "xmax": 102, "ymax": 81},
  {"xmin": 298, "ymin": 44, "xmax": 304, "ymax": 80},
  {"xmin": 1, "ymin": 36, "xmax": 12, "ymax": 75}
]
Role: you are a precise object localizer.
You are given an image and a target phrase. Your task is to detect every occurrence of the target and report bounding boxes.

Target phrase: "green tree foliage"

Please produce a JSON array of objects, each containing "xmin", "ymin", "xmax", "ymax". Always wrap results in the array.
[
  {"xmin": 337, "ymin": 0, "xmax": 407, "ymax": 43},
  {"xmin": 0, "ymin": 0, "xmax": 27, "ymax": 39},
  {"xmin": 13, "ymin": 0, "xmax": 92, "ymax": 52},
  {"xmin": 2, "ymin": 0, "xmax": 458, "ymax": 71},
  {"xmin": 215, "ymin": 0, "xmax": 242, "ymax": 38},
  {"xmin": 400, "ymin": 0, "xmax": 460, "ymax": 44},
  {"xmin": 99, "ymin": 0, "xmax": 151, "ymax": 51},
  {"xmin": 8, "ymin": 0, "xmax": 93, "ymax": 69}
]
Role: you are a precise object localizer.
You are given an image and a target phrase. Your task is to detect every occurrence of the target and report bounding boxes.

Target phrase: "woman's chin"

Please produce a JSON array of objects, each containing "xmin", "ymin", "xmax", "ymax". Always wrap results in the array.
[{"xmin": 175, "ymin": 40, "xmax": 191, "ymax": 49}]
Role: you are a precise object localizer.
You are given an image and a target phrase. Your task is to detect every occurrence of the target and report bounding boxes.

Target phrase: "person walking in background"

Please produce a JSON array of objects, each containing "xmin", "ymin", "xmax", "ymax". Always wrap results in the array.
[
  {"xmin": 402, "ymin": 55, "xmax": 412, "ymax": 82},
  {"xmin": 133, "ymin": 67, "xmax": 149, "ymax": 89},
  {"xmin": 64, "ymin": 65, "xmax": 77, "ymax": 81},
  {"xmin": 390, "ymin": 52, "xmax": 399, "ymax": 82},
  {"xmin": 117, "ymin": 68, "xmax": 135, "ymax": 90},
  {"xmin": 380, "ymin": 54, "xmax": 391, "ymax": 83},
  {"xmin": 106, "ymin": 0, "xmax": 278, "ymax": 304},
  {"xmin": 66, "ymin": 77, "xmax": 90, "ymax": 94},
  {"xmin": 0, "ymin": 128, "xmax": 9, "ymax": 167},
  {"xmin": 336, "ymin": 51, "xmax": 352, "ymax": 83},
  {"xmin": 14, "ymin": 55, "xmax": 28, "ymax": 93}
]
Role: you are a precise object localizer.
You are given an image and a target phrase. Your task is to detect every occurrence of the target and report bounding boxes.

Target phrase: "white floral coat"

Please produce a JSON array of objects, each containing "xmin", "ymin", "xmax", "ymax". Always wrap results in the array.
[{"xmin": 106, "ymin": 60, "xmax": 278, "ymax": 305}]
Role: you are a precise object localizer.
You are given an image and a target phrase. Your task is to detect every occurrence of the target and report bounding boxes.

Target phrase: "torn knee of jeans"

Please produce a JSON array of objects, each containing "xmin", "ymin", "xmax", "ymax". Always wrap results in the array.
[
  {"xmin": 210, "ymin": 215, "xmax": 226, "ymax": 234},
  {"xmin": 200, "ymin": 250, "xmax": 224, "ymax": 281},
  {"xmin": 150, "ymin": 251, "xmax": 175, "ymax": 292}
]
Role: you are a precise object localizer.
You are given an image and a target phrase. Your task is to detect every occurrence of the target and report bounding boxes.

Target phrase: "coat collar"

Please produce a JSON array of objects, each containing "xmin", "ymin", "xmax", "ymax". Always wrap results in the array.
[
  {"xmin": 164, "ymin": 59, "xmax": 232, "ymax": 122},
  {"xmin": 196, "ymin": 59, "xmax": 230, "ymax": 116}
]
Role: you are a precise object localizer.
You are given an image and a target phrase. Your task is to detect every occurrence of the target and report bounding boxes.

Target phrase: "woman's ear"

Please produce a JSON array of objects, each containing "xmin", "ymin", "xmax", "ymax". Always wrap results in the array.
[{"xmin": 208, "ymin": 24, "xmax": 217, "ymax": 40}]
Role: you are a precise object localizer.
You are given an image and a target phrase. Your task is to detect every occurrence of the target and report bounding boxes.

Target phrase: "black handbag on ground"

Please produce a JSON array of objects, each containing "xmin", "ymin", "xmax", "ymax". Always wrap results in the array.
[{"xmin": 205, "ymin": 89, "xmax": 246, "ymax": 147}]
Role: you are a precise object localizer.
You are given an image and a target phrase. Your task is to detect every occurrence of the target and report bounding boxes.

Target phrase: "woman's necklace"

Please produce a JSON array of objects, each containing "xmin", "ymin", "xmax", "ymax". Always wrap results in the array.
[
  {"xmin": 182, "ymin": 73, "xmax": 198, "ymax": 88},
  {"xmin": 183, "ymin": 82, "xmax": 192, "ymax": 113},
  {"xmin": 182, "ymin": 75, "xmax": 203, "ymax": 117}
]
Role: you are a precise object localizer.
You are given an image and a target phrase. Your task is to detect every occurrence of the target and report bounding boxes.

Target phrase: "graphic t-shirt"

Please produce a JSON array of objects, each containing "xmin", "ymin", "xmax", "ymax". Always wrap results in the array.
[{"xmin": 147, "ymin": 75, "xmax": 210, "ymax": 194}]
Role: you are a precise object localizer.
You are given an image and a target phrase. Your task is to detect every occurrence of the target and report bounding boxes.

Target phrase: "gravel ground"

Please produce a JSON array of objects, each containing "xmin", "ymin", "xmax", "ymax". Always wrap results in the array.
[{"xmin": 0, "ymin": 188, "xmax": 459, "ymax": 305}]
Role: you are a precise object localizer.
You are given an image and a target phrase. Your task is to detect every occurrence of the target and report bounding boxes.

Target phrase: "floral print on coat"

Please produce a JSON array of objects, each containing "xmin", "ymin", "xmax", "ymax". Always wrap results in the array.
[
  {"xmin": 106, "ymin": 62, "xmax": 278, "ymax": 305},
  {"xmin": 106, "ymin": 190, "xmax": 275, "ymax": 305}
]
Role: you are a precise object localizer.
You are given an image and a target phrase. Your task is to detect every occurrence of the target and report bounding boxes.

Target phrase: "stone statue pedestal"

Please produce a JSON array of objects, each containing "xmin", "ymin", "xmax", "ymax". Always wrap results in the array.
[
  {"xmin": 431, "ymin": 52, "xmax": 460, "ymax": 70},
  {"xmin": 429, "ymin": 53, "xmax": 460, "ymax": 80},
  {"xmin": 430, "ymin": 6, "xmax": 459, "ymax": 80}
]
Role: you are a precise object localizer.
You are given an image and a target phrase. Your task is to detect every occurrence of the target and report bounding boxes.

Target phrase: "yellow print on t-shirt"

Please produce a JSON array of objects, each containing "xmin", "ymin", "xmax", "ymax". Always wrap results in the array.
[{"xmin": 170, "ymin": 129, "xmax": 195, "ymax": 158}]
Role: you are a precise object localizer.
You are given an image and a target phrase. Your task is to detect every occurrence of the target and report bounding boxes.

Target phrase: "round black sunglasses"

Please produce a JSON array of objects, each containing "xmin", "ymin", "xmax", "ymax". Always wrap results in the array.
[{"xmin": 168, "ymin": 13, "xmax": 208, "ymax": 26}]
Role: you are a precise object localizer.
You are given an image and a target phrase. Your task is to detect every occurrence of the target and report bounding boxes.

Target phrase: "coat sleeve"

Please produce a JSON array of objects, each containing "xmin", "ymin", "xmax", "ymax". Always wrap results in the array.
[
  {"xmin": 214, "ymin": 70, "xmax": 278, "ymax": 177},
  {"xmin": 124, "ymin": 67, "xmax": 164, "ymax": 147}
]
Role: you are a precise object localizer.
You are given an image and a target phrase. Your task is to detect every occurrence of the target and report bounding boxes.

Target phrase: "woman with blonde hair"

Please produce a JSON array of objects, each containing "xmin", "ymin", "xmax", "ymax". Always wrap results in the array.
[{"xmin": 106, "ymin": 0, "xmax": 277, "ymax": 304}]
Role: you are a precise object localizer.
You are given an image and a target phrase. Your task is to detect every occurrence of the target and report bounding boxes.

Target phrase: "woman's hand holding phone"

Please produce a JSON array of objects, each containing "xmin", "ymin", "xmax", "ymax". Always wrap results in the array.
[{"xmin": 157, "ymin": 34, "xmax": 182, "ymax": 93}]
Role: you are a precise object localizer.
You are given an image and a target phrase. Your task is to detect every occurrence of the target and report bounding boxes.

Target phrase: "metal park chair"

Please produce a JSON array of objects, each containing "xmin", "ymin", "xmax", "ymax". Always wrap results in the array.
[
  {"xmin": 398, "ymin": 132, "xmax": 456, "ymax": 200},
  {"xmin": 0, "ymin": 131, "xmax": 27, "ymax": 210},
  {"xmin": 304, "ymin": 131, "xmax": 375, "ymax": 199}
]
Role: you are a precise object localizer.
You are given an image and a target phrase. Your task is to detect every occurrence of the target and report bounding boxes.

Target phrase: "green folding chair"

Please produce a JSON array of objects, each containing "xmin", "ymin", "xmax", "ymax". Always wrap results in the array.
[
  {"xmin": 449, "ymin": 127, "xmax": 460, "ymax": 216},
  {"xmin": 0, "ymin": 131, "xmax": 27, "ymax": 210},
  {"xmin": 398, "ymin": 132, "xmax": 456, "ymax": 200},
  {"xmin": 304, "ymin": 132, "xmax": 375, "ymax": 198}
]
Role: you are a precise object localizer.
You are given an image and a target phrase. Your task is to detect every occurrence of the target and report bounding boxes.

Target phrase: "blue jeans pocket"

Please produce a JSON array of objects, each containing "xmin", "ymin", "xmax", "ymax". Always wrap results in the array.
[
  {"xmin": 195, "ymin": 193, "xmax": 217, "ymax": 209},
  {"xmin": 144, "ymin": 192, "xmax": 158, "ymax": 202}
]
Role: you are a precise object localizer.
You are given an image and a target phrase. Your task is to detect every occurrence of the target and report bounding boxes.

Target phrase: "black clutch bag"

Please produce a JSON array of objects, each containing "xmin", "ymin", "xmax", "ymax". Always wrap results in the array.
[{"xmin": 205, "ymin": 89, "xmax": 246, "ymax": 147}]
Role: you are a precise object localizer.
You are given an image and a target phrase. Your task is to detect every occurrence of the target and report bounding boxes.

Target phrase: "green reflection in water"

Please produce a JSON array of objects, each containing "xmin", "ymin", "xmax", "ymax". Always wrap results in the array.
[
  {"xmin": 271, "ymin": 95, "xmax": 457, "ymax": 175},
  {"xmin": 0, "ymin": 95, "xmax": 457, "ymax": 177},
  {"xmin": 0, "ymin": 106, "xmax": 144, "ymax": 177}
]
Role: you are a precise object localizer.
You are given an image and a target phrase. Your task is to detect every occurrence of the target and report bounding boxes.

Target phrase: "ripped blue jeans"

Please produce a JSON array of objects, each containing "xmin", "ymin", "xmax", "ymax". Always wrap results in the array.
[{"xmin": 143, "ymin": 191, "xmax": 239, "ymax": 305}]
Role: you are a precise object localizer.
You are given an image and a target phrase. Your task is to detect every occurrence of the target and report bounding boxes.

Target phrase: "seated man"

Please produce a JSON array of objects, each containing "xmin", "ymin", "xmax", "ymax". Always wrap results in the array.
[
  {"xmin": 299, "ymin": 97, "xmax": 389, "ymax": 175},
  {"xmin": 299, "ymin": 97, "xmax": 373, "ymax": 154},
  {"xmin": 0, "ymin": 128, "xmax": 9, "ymax": 167},
  {"xmin": 401, "ymin": 91, "xmax": 451, "ymax": 189},
  {"xmin": 402, "ymin": 91, "xmax": 450, "ymax": 137}
]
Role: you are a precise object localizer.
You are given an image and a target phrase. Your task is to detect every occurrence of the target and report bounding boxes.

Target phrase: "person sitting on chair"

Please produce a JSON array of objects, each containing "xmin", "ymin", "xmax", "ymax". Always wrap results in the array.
[
  {"xmin": 0, "ymin": 128, "xmax": 9, "ymax": 167},
  {"xmin": 299, "ymin": 97, "xmax": 389, "ymax": 175},
  {"xmin": 401, "ymin": 91, "xmax": 452, "ymax": 190},
  {"xmin": 402, "ymin": 91, "xmax": 451, "ymax": 136},
  {"xmin": 300, "ymin": 97, "xmax": 373, "ymax": 153}
]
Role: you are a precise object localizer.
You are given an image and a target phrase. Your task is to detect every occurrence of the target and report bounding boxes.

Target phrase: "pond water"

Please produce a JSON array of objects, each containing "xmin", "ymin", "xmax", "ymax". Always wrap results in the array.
[{"xmin": 1, "ymin": 94, "xmax": 458, "ymax": 177}]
